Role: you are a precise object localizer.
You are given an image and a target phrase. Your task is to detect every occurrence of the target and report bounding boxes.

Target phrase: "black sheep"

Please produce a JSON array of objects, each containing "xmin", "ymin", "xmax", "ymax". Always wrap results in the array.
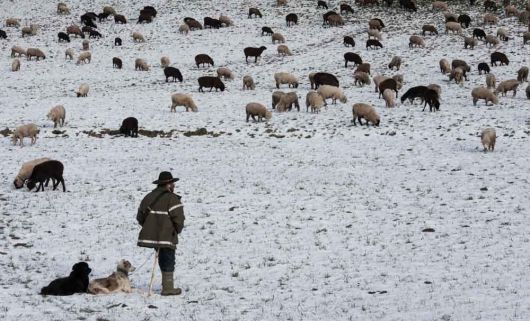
[
  {"xmin": 114, "ymin": 14, "xmax": 127, "ymax": 24},
  {"xmin": 112, "ymin": 57, "xmax": 122, "ymax": 69},
  {"xmin": 314, "ymin": 72, "xmax": 339, "ymax": 89},
  {"xmin": 478, "ymin": 62, "xmax": 490, "ymax": 74},
  {"xmin": 120, "ymin": 117, "xmax": 138, "ymax": 137},
  {"xmin": 344, "ymin": 36, "xmax": 355, "ymax": 47},
  {"xmin": 472, "ymin": 28, "xmax": 486, "ymax": 40},
  {"xmin": 379, "ymin": 79, "xmax": 399, "ymax": 98},
  {"xmin": 322, "ymin": 11, "xmax": 338, "ymax": 26},
  {"xmin": 244, "ymin": 46, "xmax": 267, "ymax": 63},
  {"xmin": 81, "ymin": 12, "xmax": 97, "ymax": 24},
  {"xmin": 423, "ymin": 89, "xmax": 440, "ymax": 112},
  {"xmin": 484, "ymin": 0, "xmax": 497, "ymax": 11},
  {"xmin": 340, "ymin": 4, "xmax": 354, "ymax": 14},
  {"xmin": 26, "ymin": 160, "xmax": 65, "ymax": 192},
  {"xmin": 317, "ymin": 1, "xmax": 328, "ymax": 9},
  {"xmin": 366, "ymin": 39, "xmax": 383, "ymax": 49},
  {"xmin": 58, "ymin": 32, "xmax": 70, "ymax": 42},
  {"xmin": 142, "ymin": 6, "xmax": 157, "ymax": 17},
  {"xmin": 114, "ymin": 37, "xmax": 122, "ymax": 46},
  {"xmin": 399, "ymin": 0, "xmax": 417, "ymax": 11},
  {"xmin": 204, "ymin": 17, "xmax": 222, "ymax": 29},
  {"xmin": 261, "ymin": 26, "xmax": 273, "ymax": 36},
  {"xmin": 198, "ymin": 76, "xmax": 225, "ymax": 92},
  {"xmin": 344, "ymin": 52, "xmax": 362, "ymax": 68},
  {"xmin": 248, "ymin": 8, "xmax": 262, "ymax": 18},
  {"xmin": 400, "ymin": 86, "xmax": 428, "ymax": 104},
  {"xmin": 446, "ymin": 16, "xmax": 457, "ymax": 23},
  {"xmin": 89, "ymin": 29, "xmax": 102, "ymax": 39},
  {"xmin": 81, "ymin": 26, "xmax": 93, "ymax": 34},
  {"xmin": 195, "ymin": 54, "xmax": 214, "ymax": 68},
  {"xmin": 491, "ymin": 52, "xmax": 509, "ymax": 66},
  {"xmin": 164, "ymin": 67, "xmax": 183, "ymax": 82},
  {"xmin": 0, "ymin": 29, "xmax": 6, "ymax": 39},
  {"xmin": 458, "ymin": 14, "xmax": 471, "ymax": 28},
  {"xmin": 286, "ymin": 13, "xmax": 298, "ymax": 26},
  {"xmin": 98, "ymin": 12, "xmax": 109, "ymax": 22},
  {"xmin": 137, "ymin": 13, "xmax": 153, "ymax": 24}
]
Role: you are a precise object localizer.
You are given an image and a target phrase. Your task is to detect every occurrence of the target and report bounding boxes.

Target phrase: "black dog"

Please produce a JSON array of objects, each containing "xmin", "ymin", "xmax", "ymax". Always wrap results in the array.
[{"xmin": 40, "ymin": 262, "xmax": 91, "ymax": 295}]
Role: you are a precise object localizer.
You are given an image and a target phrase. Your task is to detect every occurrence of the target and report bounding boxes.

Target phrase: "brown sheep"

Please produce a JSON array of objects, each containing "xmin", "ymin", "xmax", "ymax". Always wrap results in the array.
[
  {"xmin": 243, "ymin": 75, "xmax": 255, "ymax": 90},
  {"xmin": 409, "ymin": 35, "xmax": 425, "ymax": 48},
  {"xmin": 246, "ymin": 103, "xmax": 272, "ymax": 122},
  {"xmin": 351, "ymin": 103, "xmax": 380, "ymax": 126},
  {"xmin": 388, "ymin": 56, "xmax": 401, "ymax": 70},
  {"xmin": 481, "ymin": 128, "xmax": 496, "ymax": 152},
  {"xmin": 422, "ymin": 25, "xmax": 438, "ymax": 36},
  {"xmin": 471, "ymin": 87, "xmax": 498, "ymax": 105},
  {"xmin": 26, "ymin": 48, "xmax": 46, "ymax": 60},
  {"xmin": 353, "ymin": 71, "xmax": 371, "ymax": 87},
  {"xmin": 517, "ymin": 67, "xmax": 529, "ymax": 83},
  {"xmin": 439, "ymin": 58, "xmax": 451, "ymax": 74},
  {"xmin": 495, "ymin": 79, "xmax": 519, "ymax": 97},
  {"xmin": 276, "ymin": 92, "xmax": 300, "ymax": 112},
  {"xmin": 486, "ymin": 73, "xmax": 496, "ymax": 89}
]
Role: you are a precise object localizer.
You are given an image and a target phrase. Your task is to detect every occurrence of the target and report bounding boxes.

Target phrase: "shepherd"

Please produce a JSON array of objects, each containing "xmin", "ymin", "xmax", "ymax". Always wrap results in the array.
[{"xmin": 137, "ymin": 171, "xmax": 185, "ymax": 296}]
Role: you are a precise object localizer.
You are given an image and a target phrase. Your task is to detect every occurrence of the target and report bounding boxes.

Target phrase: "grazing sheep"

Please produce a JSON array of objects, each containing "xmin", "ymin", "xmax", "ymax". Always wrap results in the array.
[
  {"xmin": 219, "ymin": 15, "xmax": 233, "ymax": 27},
  {"xmin": 272, "ymin": 33, "xmax": 285, "ymax": 44},
  {"xmin": 114, "ymin": 14, "xmax": 127, "ymax": 24},
  {"xmin": 112, "ymin": 57, "xmax": 122, "ymax": 69},
  {"xmin": 473, "ymin": 28, "xmax": 486, "ymax": 40},
  {"xmin": 164, "ymin": 67, "xmax": 183, "ymax": 82},
  {"xmin": 308, "ymin": 73, "xmax": 316, "ymax": 89},
  {"xmin": 12, "ymin": 123, "xmax": 39, "ymax": 146},
  {"xmin": 354, "ymin": 71, "xmax": 371, "ymax": 87},
  {"xmin": 217, "ymin": 67, "xmax": 235, "ymax": 80},
  {"xmin": 383, "ymin": 89, "xmax": 396, "ymax": 107},
  {"xmin": 82, "ymin": 40, "xmax": 89, "ymax": 51},
  {"xmin": 89, "ymin": 29, "xmax": 102, "ymax": 39},
  {"xmin": 378, "ymin": 79, "xmax": 398, "ymax": 98},
  {"xmin": 458, "ymin": 14, "xmax": 471, "ymax": 28},
  {"xmin": 306, "ymin": 91, "xmax": 325, "ymax": 113},
  {"xmin": 243, "ymin": 75, "xmax": 255, "ymax": 90},
  {"xmin": 449, "ymin": 67, "xmax": 464, "ymax": 84},
  {"xmin": 344, "ymin": 36, "xmax": 355, "ymax": 47},
  {"xmin": 195, "ymin": 54, "xmax": 214, "ymax": 68},
  {"xmin": 373, "ymin": 75, "xmax": 389, "ymax": 92},
  {"xmin": 135, "ymin": 58, "xmax": 149, "ymax": 71},
  {"xmin": 114, "ymin": 36, "xmax": 123, "ymax": 46},
  {"xmin": 432, "ymin": 1, "xmax": 448, "ymax": 11},
  {"xmin": 367, "ymin": 29, "xmax": 383, "ymax": 41},
  {"xmin": 198, "ymin": 76, "xmax": 225, "ymax": 92},
  {"xmin": 388, "ymin": 56, "xmax": 401, "ymax": 70},
  {"xmin": 262, "ymin": 26, "xmax": 274, "ymax": 36},
  {"xmin": 481, "ymin": 128, "xmax": 496, "ymax": 152},
  {"xmin": 327, "ymin": 14, "xmax": 344, "ymax": 26},
  {"xmin": 409, "ymin": 35, "xmax": 425, "ymax": 48},
  {"xmin": 351, "ymin": 103, "xmax": 380, "ymax": 126},
  {"xmin": 161, "ymin": 56, "xmax": 170, "ymax": 68},
  {"xmin": 451, "ymin": 59, "xmax": 470, "ymax": 80},
  {"xmin": 11, "ymin": 45, "xmax": 26, "ymax": 57},
  {"xmin": 401, "ymin": 0, "xmax": 417, "ymax": 11},
  {"xmin": 422, "ymin": 25, "xmax": 438, "ymax": 36},
  {"xmin": 491, "ymin": 52, "xmax": 509, "ymax": 66},
  {"xmin": 246, "ymin": 103, "xmax": 272, "ymax": 122},
  {"xmin": 340, "ymin": 3, "xmax": 355, "ymax": 14},
  {"xmin": 422, "ymin": 89, "xmax": 440, "ymax": 112},
  {"xmin": 444, "ymin": 12, "xmax": 458, "ymax": 23},
  {"xmin": 286, "ymin": 13, "xmax": 298, "ymax": 26},
  {"xmin": 471, "ymin": 86, "xmax": 498, "ymax": 105},
  {"xmin": 138, "ymin": 13, "xmax": 153, "ymax": 24},
  {"xmin": 317, "ymin": 85, "xmax": 347, "ymax": 104},
  {"xmin": 6, "ymin": 18, "xmax": 20, "ymax": 27},
  {"xmin": 11, "ymin": 58, "xmax": 20, "ymax": 72},
  {"xmin": 401, "ymin": 86, "xmax": 428, "ymax": 104},
  {"xmin": 486, "ymin": 73, "xmax": 496, "ymax": 89},
  {"xmin": 26, "ymin": 160, "xmax": 65, "ymax": 192},
  {"xmin": 344, "ymin": 52, "xmax": 362, "ymax": 68},
  {"xmin": 445, "ymin": 22, "xmax": 462, "ymax": 34},
  {"xmin": 185, "ymin": 18, "xmax": 203, "ymax": 30},
  {"xmin": 13, "ymin": 158, "xmax": 51, "ymax": 189},
  {"xmin": 58, "ymin": 32, "xmax": 71, "ymax": 42},
  {"xmin": 497, "ymin": 28, "xmax": 509, "ymax": 41},
  {"xmin": 77, "ymin": 83, "xmax": 89, "ymax": 97},
  {"xmin": 244, "ymin": 46, "xmax": 267, "ymax": 63},
  {"xmin": 132, "ymin": 31, "xmax": 145, "ymax": 42},
  {"xmin": 47, "ymin": 105, "xmax": 66, "ymax": 128},
  {"xmin": 76, "ymin": 51, "xmax": 91, "ymax": 65},
  {"xmin": 495, "ymin": 79, "xmax": 519, "ymax": 97},
  {"xmin": 65, "ymin": 48, "xmax": 75, "ymax": 60},
  {"xmin": 179, "ymin": 24, "xmax": 190, "ymax": 34},
  {"xmin": 322, "ymin": 11, "xmax": 339, "ymax": 26},
  {"xmin": 366, "ymin": 39, "xmax": 383, "ymax": 49},
  {"xmin": 276, "ymin": 92, "xmax": 300, "ymax": 112},
  {"xmin": 314, "ymin": 72, "xmax": 339, "ymax": 88},
  {"xmin": 517, "ymin": 67, "xmax": 529, "ymax": 83},
  {"xmin": 484, "ymin": 13, "xmax": 499, "ymax": 24},
  {"xmin": 272, "ymin": 91, "xmax": 285, "ymax": 109},
  {"xmin": 277, "ymin": 45, "xmax": 292, "ymax": 56},
  {"xmin": 464, "ymin": 36, "xmax": 478, "ymax": 49},
  {"xmin": 103, "ymin": 6, "xmax": 116, "ymax": 15},
  {"xmin": 204, "ymin": 17, "xmax": 222, "ymax": 29},
  {"xmin": 274, "ymin": 72, "xmax": 299, "ymax": 89},
  {"xmin": 171, "ymin": 94, "xmax": 198, "ymax": 112},
  {"xmin": 26, "ymin": 48, "xmax": 46, "ymax": 60},
  {"xmin": 478, "ymin": 62, "xmax": 490, "ymax": 75},
  {"xmin": 248, "ymin": 8, "xmax": 263, "ymax": 19},
  {"xmin": 21, "ymin": 24, "xmax": 38, "ymax": 37}
]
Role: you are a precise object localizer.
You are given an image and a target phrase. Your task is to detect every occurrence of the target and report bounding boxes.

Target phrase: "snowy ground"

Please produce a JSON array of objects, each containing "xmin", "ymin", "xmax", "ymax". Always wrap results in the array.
[{"xmin": 1, "ymin": 0, "xmax": 530, "ymax": 320}]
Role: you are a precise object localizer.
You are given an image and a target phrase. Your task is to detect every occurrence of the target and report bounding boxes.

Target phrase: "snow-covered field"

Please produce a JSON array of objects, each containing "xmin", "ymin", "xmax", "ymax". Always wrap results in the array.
[{"xmin": 1, "ymin": 0, "xmax": 530, "ymax": 320}]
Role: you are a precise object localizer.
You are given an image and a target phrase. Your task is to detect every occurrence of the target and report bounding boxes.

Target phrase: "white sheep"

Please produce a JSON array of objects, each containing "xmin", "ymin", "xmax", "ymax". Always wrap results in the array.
[
  {"xmin": 449, "ymin": 67, "xmax": 464, "ymax": 84},
  {"xmin": 471, "ymin": 86, "xmax": 498, "ymax": 106},
  {"xmin": 484, "ymin": 13, "xmax": 499, "ymax": 24},
  {"xmin": 132, "ymin": 32, "xmax": 145, "ymax": 42},
  {"xmin": 367, "ymin": 29, "xmax": 382, "ymax": 41},
  {"xmin": 77, "ymin": 83, "xmax": 89, "ymax": 97},
  {"xmin": 161, "ymin": 56, "xmax": 170, "ymax": 68},
  {"xmin": 13, "ymin": 157, "xmax": 51, "ymax": 189},
  {"xmin": 464, "ymin": 36, "xmax": 478, "ymax": 49},
  {"xmin": 272, "ymin": 91, "xmax": 285, "ymax": 109},
  {"xmin": 76, "ymin": 51, "xmax": 91, "ymax": 65},
  {"xmin": 388, "ymin": 56, "xmax": 402, "ymax": 70},
  {"xmin": 305, "ymin": 91, "xmax": 324, "ymax": 113},
  {"xmin": 219, "ymin": 15, "xmax": 233, "ymax": 27},
  {"xmin": 354, "ymin": 71, "xmax": 371, "ymax": 87},
  {"xmin": 486, "ymin": 73, "xmax": 496, "ymax": 89},
  {"xmin": 242, "ymin": 75, "xmax": 255, "ymax": 90},
  {"xmin": 485, "ymin": 35, "xmax": 499, "ymax": 47},
  {"xmin": 21, "ymin": 24, "xmax": 39, "ymax": 37},
  {"xmin": 135, "ymin": 58, "xmax": 149, "ymax": 71},
  {"xmin": 497, "ymin": 28, "xmax": 509, "ymax": 41},
  {"xmin": 317, "ymin": 85, "xmax": 347, "ymax": 105},
  {"xmin": 480, "ymin": 128, "xmax": 496, "ymax": 152},
  {"xmin": 274, "ymin": 72, "xmax": 299, "ymax": 89},
  {"xmin": 246, "ymin": 103, "xmax": 272, "ymax": 122},
  {"xmin": 445, "ymin": 21, "xmax": 462, "ymax": 34},
  {"xmin": 11, "ymin": 59, "xmax": 20, "ymax": 72},
  {"xmin": 217, "ymin": 67, "xmax": 235, "ymax": 80},
  {"xmin": 179, "ymin": 24, "xmax": 190, "ymax": 35},
  {"xmin": 12, "ymin": 123, "xmax": 39, "ymax": 146},
  {"xmin": 495, "ymin": 79, "xmax": 519, "ymax": 97},
  {"xmin": 47, "ymin": 105, "xmax": 66, "ymax": 128},
  {"xmin": 57, "ymin": 3, "xmax": 70, "ymax": 14},
  {"xmin": 170, "ymin": 93, "xmax": 198, "ymax": 112},
  {"xmin": 276, "ymin": 92, "xmax": 299, "ymax": 112},
  {"xmin": 351, "ymin": 103, "xmax": 380, "ymax": 126},
  {"xmin": 11, "ymin": 45, "xmax": 26, "ymax": 58},
  {"xmin": 409, "ymin": 35, "xmax": 426, "ymax": 48},
  {"xmin": 383, "ymin": 89, "xmax": 396, "ymax": 107},
  {"xmin": 277, "ymin": 45, "xmax": 292, "ymax": 56},
  {"xmin": 26, "ymin": 48, "xmax": 46, "ymax": 60},
  {"xmin": 65, "ymin": 48, "xmax": 75, "ymax": 60},
  {"xmin": 272, "ymin": 33, "xmax": 285, "ymax": 44}
]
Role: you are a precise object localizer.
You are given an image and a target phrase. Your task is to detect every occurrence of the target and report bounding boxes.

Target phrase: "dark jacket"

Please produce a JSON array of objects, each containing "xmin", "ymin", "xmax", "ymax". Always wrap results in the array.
[{"xmin": 137, "ymin": 187, "xmax": 185, "ymax": 249}]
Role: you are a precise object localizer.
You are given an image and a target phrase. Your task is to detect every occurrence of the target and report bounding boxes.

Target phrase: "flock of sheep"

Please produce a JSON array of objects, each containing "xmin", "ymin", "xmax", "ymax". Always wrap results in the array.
[{"xmin": 5, "ymin": 0, "xmax": 529, "ymax": 191}]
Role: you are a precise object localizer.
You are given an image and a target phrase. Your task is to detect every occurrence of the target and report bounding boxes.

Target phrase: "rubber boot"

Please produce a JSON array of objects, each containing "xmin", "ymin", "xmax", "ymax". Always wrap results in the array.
[{"xmin": 161, "ymin": 272, "xmax": 182, "ymax": 296}]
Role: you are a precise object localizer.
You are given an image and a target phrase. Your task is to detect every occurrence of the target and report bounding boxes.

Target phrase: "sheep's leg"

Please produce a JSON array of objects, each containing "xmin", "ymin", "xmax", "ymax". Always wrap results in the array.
[
  {"xmin": 60, "ymin": 179, "xmax": 66, "ymax": 192},
  {"xmin": 358, "ymin": 117, "xmax": 363, "ymax": 125}
]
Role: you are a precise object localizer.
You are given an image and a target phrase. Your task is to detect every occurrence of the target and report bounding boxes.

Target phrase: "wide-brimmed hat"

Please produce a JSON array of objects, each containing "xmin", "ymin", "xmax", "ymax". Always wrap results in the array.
[{"xmin": 152, "ymin": 171, "xmax": 179, "ymax": 184}]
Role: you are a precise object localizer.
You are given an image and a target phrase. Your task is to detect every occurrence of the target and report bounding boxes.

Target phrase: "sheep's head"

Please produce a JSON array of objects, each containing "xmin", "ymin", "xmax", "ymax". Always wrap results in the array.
[
  {"xmin": 374, "ymin": 115, "xmax": 381, "ymax": 126},
  {"xmin": 265, "ymin": 111, "xmax": 272, "ymax": 120},
  {"xmin": 26, "ymin": 180, "xmax": 36, "ymax": 190},
  {"xmin": 260, "ymin": 46, "xmax": 267, "ymax": 51},
  {"xmin": 491, "ymin": 95, "xmax": 499, "ymax": 105},
  {"xmin": 13, "ymin": 178, "xmax": 24, "ymax": 189},
  {"xmin": 340, "ymin": 95, "xmax": 348, "ymax": 103}
]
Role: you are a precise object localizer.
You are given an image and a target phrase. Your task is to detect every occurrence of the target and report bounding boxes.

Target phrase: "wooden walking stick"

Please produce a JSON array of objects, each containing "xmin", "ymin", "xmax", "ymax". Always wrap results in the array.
[{"xmin": 148, "ymin": 248, "xmax": 160, "ymax": 297}]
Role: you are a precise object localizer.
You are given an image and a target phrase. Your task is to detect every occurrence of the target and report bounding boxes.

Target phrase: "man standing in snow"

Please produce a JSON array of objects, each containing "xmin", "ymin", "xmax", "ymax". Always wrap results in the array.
[{"xmin": 137, "ymin": 171, "xmax": 185, "ymax": 296}]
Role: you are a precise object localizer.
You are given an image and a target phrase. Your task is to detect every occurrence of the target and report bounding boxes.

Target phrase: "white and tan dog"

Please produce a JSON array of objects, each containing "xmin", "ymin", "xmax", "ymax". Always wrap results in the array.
[{"xmin": 88, "ymin": 260, "xmax": 135, "ymax": 294}]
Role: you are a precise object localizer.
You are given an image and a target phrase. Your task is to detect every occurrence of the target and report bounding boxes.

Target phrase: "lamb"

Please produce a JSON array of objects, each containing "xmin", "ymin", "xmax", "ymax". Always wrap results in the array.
[
  {"xmin": 449, "ymin": 67, "xmax": 464, "ymax": 84},
  {"xmin": 13, "ymin": 158, "xmax": 51, "ymax": 189},
  {"xmin": 219, "ymin": 15, "xmax": 233, "ymax": 27},
  {"xmin": 198, "ymin": 76, "xmax": 225, "ymax": 92},
  {"xmin": 26, "ymin": 160, "xmax": 66, "ymax": 192},
  {"xmin": 274, "ymin": 72, "xmax": 299, "ymax": 89},
  {"xmin": 11, "ymin": 45, "xmax": 26, "ymax": 58},
  {"xmin": 317, "ymin": 85, "xmax": 347, "ymax": 105},
  {"xmin": 76, "ymin": 51, "xmax": 91, "ymax": 65},
  {"xmin": 65, "ymin": 48, "xmax": 75, "ymax": 60},
  {"xmin": 306, "ymin": 91, "xmax": 325, "ymax": 113},
  {"xmin": 26, "ymin": 48, "xmax": 46, "ymax": 60},
  {"xmin": 6, "ymin": 18, "xmax": 20, "ymax": 27},
  {"xmin": 217, "ymin": 67, "xmax": 235, "ymax": 80},
  {"xmin": 171, "ymin": 94, "xmax": 198, "ymax": 112},
  {"xmin": 354, "ymin": 71, "xmax": 371, "ymax": 87},
  {"xmin": 517, "ymin": 67, "xmax": 529, "ymax": 83},
  {"xmin": 248, "ymin": 8, "xmax": 263, "ymax": 19},
  {"xmin": 12, "ymin": 123, "xmax": 39, "ymax": 146},
  {"xmin": 66, "ymin": 25, "xmax": 84, "ymax": 38},
  {"xmin": 422, "ymin": 25, "xmax": 438, "ymax": 36},
  {"xmin": 11, "ymin": 59, "xmax": 20, "ymax": 72},
  {"xmin": 272, "ymin": 33, "xmax": 285, "ymax": 44},
  {"xmin": 47, "ymin": 105, "xmax": 66, "ymax": 128},
  {"xmin": 478, "ymin": 62, "xmax": 490, "ymax": 75},
  {"xmin": 195, "ymin": 54, "xmax": 214, "ymax": 68},
  {"xmin": 272, "ymin": 91, "xmax": 285, "ymax": 109},
  {"xmin": 409, "ymin": 35, "xmax": 426, "ymax": 48},
  {"xmin": 161, "ymin": 56, "xmax": 170, "ymax": 68},
  {"xmin": 242, "ymin": 75, "xmax": 255, "ymax": 90},
  {"xmin": 432, "ymin": 1, "xmax": 448, "ymax": 11},
  {"xmin": 484, "ymin": 13, "xmax": 499, "ymax": 24},
  {"xmin": 113, "ymin": 57, "xmax": 122, "ymax": 69},
  {"xmin": 471, "ymin": 86, "xmax": 498, "ymax": 105},
  {"xmin": 481, "ymin": 128, "xmax": 496, "ymax": 152},
  {"xmin": 276, "ymin": 92, "xmax": 300, "ymax": 112},
  {"xmin": 486, "ymin": 73, "xmax": 496, "ymax": 89},
  {"xmin": 262, "ymin": 26, "xmax": 274, "ymax": 36},
  {"xmin": 277, "ymin": 45, "xmax": 292, "ymax": 56},
  {"xmin": 351, "ymin": 103, "xmax": 380, "ymax": 126},
  {"xmin": 344, "ymin": 36, "xmax": 355, "ymax": 47},
  {"xmin": 244, "ymin": 46, "xmax": 267, "ymax": 63},
  {"xmin": 82, "ymin": 40, "xmax": 89, "ymax": 51},
  {"xmin": 246, "ymin": 103, "xmax": 272, "ymax": 122},
  {"xmin": 495, "ymin": 79, "xmax": 519, "ymax": 97},
  {"xmin": 388, "ymin": 56, "xmax": 401, "ymax": 70},
  {"xmin": 497, "ymin": 28, "xmax": 509, "ymax": 41},
  {"xmin": 445, "ymin": 22, "xmax": 462, "ymax": 34},
  {"xmin": 164, "ymin": 67, "xmax": 183, "ymax": 82},
  {"xmin": 491, "ymin": 52, "xmax": 509, "ymax": 66},
  {"xmin": 344, "ymin": 52, "xmax": 362, "ymax": 68},
  {"xmin": 135, "ymin": 58, "xmax": 149, "ymax": 71},
  {"xmin": 132, "ymin": 32, "xmax": 145, "ymax": 42},
  {"xmin": 383, "ymin": 89, "xmax": 396, "ymax": 107},
  {"xmin": 77, "ymin": 83, "xmax": 89, "ymax": 97},
  {"xmin": 464, "ymin": 36, "xmax": 478, "ymax": 49},
  {"xmin": 179, "ymin": 24, "xmax": 190, "ymax": 35}
]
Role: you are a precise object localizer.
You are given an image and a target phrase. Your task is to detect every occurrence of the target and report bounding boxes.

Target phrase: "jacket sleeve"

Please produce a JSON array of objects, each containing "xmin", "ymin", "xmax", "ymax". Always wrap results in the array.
[
  {"xmin": 136, "ymin": 198, "xmax": 147, "ymax": 226},
  {"xmin": 168, "ymin": 197, "xmax": 185, "ymax": 234}
]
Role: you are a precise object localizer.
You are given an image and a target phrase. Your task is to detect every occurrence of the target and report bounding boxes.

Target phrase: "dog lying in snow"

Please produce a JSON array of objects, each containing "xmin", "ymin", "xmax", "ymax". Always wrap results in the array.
[
  {"xmin": 40, "ymin": 262, "xmax": 91, "ymax": 295},
  {"xmin": 88, "ymin": 259, "xmax": 135, "ymax": 294}
]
